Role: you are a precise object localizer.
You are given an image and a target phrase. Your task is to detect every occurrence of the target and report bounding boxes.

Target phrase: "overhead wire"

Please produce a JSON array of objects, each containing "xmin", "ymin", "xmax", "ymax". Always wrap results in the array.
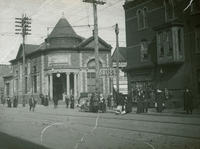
[{"xmin": 1, "ymin": 0, "xmax": 125, "ymax": 63}]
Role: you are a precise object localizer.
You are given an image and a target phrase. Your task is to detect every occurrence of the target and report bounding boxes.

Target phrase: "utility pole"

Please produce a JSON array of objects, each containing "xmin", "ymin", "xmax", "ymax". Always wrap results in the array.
[
  {"xmin": 115, "ymin": 23, "xmax": 119, "ymax": 94},
  {"xmin": 15, "ymin": 14, "xmax": 31, "ymax": 106},
  {"xmin": 83, "ymin": 0, "xmax": 105, "ymax": 94}
]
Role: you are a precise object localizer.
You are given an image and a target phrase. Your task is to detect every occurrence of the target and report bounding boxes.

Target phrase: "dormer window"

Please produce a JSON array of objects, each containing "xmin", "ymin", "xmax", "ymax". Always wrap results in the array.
[
  {"xmin": 164, "ymin": 0, "xmax": 175, "ymax": 21},
  {"xmin": 137, "ymin": 7, "xmax": 148, "ymax": 30},
  {"xmin": 137, "ymin": 9, "xmax": 144, "ymax": 30},
  {"xmin": 140, "ymin": 40, "xmax": 148, "ymax": 62},
  {"xmin": 143, "ymin": 7, "xmax": 148, "ymax": 28}
]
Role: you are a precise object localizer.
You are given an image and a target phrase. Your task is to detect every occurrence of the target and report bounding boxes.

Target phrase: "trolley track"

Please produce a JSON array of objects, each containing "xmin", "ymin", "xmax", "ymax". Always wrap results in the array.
[{"xmin": 25, "ymin": 110, "xmax": 200, "ymax": 127}]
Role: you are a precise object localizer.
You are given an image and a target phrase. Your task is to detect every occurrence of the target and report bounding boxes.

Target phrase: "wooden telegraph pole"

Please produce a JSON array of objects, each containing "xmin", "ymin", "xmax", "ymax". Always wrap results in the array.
[
  {"xmin": 15, "ymin": 14, "xmax": 31, "ymax": 106},
  {"xmin": 115, "ymin": 23, "xmax": 119, "ymax": 94},
  {"xmin": 83, "ymin": 0, "xmax": 105, "ymax": 94}
]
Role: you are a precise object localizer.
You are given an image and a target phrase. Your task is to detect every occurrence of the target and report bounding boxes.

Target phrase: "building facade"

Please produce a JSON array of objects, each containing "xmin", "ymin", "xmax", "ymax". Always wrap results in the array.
[
  {"xmin": 124, "ymin": 0, "xmax": 200, "ymax": 107},
  {"xmin": 0, "ymin": 65, "xmax": 11, "ymax": 103},
  {"xmin": 4, "ymin": 17, "xmax": 112, "ymax": 103},
  {"xmin": 112, "ymin": 47, "xmax": 128, "ymax": 95}
]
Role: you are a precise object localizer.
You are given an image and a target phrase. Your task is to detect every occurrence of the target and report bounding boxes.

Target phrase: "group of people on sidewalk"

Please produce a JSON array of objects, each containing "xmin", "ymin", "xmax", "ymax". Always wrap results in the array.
[
  {"xmin": 63, "ymin": 92, "xmax": 75, "ymax": 109},
  {"xmin": 80, "ymin": 93, "xmax": 107, "ymax": 113},
  {"xmin": 134, "ymin": 87, "xmax": 194, "ymax": 114},
  {"xmin": 1, "ymin": 96, "xmax": 19, "ymax": 108},
  {"xmin": 1, "ymin": 87, "xmax": 195, "ymax": 115}
]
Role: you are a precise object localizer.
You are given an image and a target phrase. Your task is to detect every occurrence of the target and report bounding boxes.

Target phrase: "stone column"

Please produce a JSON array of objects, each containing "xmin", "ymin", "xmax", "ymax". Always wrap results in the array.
[
  {"xmin": 49, "ymin": 73, "xmax": 53, "ymax": 100},
  {"xmin": 74, "ymin": 73, "xmax": 77, "ymax": 97},
  {"xmin": 44, "ymin": 74, "xmax": 49, "ymax": 96},
  {"xmin": 66, "ymin": 73, "xmax": 70, "ymax": 96},
  {"xmin": 85, "ymin": 71, "xmax": 87, "ymax": 92}
]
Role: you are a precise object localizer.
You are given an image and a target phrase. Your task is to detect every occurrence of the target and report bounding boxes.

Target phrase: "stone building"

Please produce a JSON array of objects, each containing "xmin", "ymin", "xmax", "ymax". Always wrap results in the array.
[
  {"xmin": 124, "ymin": 0, "xmax": 200, "ymax": 107},
  {"xmin": 0, "ymin": 64, "xmax": 11, "ymax": 103},
  {"xmin": 4, "ymin": 17, "xmax": 112, "ymax": 103}
]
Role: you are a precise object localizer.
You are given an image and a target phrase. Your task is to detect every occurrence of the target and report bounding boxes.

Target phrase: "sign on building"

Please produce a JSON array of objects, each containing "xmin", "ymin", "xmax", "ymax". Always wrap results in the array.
[
  {"xmin": 48, "ymin": 53, "xmax": 71, "ymax": 65},
  {"xmin": 99, "ymin": 68, "xmax": 116, "ymax": 77}
]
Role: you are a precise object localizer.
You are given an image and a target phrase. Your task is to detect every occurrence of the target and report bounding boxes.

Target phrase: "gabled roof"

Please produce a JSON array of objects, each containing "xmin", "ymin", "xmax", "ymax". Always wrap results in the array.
[
  {"xmin": 112, "ymin": 47, "xmax": 127, "ymax": 62},
  {"xmin": 16, "ymin": 44, "xmax": 40, "ymax": 59},
  {"xmin": 48, "ymin": 17, "xmax": 79, "ymax": 38},
  {"xmin": 78, "ymin": 36, "xmax": 112, "ymax": 50}
]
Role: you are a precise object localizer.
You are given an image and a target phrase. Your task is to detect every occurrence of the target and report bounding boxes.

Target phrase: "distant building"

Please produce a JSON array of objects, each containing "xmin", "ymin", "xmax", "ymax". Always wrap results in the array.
[
  {"xmin": 123, "ymin": 0, "xmax": 200, "ymax": 107},
  {"xmin": 4, "ymin": 17, "xmax": 112, "ymax": 103},
  {"xmin": 0, "ymin": 65, "xmax": 11, "ymax": 102},
  {"xmin": 112, "ymin": 47, "xmax": 128, "ymax": 95}
]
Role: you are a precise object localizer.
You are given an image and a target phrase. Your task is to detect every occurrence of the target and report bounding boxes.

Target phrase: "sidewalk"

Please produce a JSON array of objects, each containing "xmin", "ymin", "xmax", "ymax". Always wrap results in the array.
[
  {"xmin": 107, "ymin": 106, "xmax": 200, "ymax": 117},
  {"xmin": 130, "ymin": 107, "xmax": 200, "ymax": 117},
  {"xmin": 2, "ymin": 103, "xmax": 200, "ymax": 118}
]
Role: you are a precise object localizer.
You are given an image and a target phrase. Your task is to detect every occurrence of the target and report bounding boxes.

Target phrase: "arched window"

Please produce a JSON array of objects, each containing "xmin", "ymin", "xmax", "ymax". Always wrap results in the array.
[
  {"xmin": 164, "ymin": 0, "xmax": 174, "ymax": 21},
  {"xmin": 137, "ymin": 9, "xmax": 144, "ymax": 30},
  {"xmin": 143, "ymin": 7, "xmax": 148, "ymax": 28},
  {"xmin": 87, "ymin": 59, "xmax": 102, "ymax": 69}
]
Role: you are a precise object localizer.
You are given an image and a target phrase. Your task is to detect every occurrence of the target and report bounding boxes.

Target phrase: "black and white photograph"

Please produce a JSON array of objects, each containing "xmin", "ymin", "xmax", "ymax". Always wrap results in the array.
[{"xmin": 0, "ymin": 0, "xmax": 200, "ymax": 149}]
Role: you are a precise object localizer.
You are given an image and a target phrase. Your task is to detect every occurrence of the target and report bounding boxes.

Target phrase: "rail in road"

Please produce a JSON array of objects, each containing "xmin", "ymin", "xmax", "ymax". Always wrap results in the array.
[
  {"xmin": 17, "ymin": 110, "xmax": 200, "ymax": 126},
  {"xmin": 3, "ymin": 109, "xmax": 200, "ymax": 141}
]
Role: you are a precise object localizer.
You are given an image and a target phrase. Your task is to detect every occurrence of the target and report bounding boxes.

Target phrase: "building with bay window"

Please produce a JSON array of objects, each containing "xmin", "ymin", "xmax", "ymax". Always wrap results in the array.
[
  {"xmin": 124, "ymin": 0, "xmax": 200, "ymax": 107},
  {"xmin": 3, "ymin": 17, "xmax": 112, "ymax": 103}
]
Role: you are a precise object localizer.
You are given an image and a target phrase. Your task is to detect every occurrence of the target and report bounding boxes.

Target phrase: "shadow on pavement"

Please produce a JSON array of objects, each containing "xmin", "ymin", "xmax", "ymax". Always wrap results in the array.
[{"xmin": 0, "ymin": 131, "xmax": 50, "ymax": 149}]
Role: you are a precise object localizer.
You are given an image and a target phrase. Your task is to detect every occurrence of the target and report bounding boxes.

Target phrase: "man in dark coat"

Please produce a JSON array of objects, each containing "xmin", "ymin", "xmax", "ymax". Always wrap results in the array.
[
  {"xmin": 13, "ymin": 96, "xmax": 18, "ymax": 108},
  {"xmin": 137, "ymin": 90, "xmax": 143, "ymax": 113},
  {"xmin": 40, "ymin": 94, "xmax": 45, "ymax": 105},
  {"xmin": 70, "ymin": 95, "xmax": 74, "ymax": 109},
  {"xmin": 29, "ymin": 95, "xmax": 37, "ymax": 112},
  {"xmin": 184, "ymin": 88, "xmax": 193, "ymax": 114},
  {"xmin": 65, "ymin": 95, "xmax": 70, "ymax": 108},
  {"xmin": 44, "ymin": 95, "xmax": 49, "ymax": 106},
  {"xmin": 7, "ymin": 97, "xmax": 12, "ymax": 108}
]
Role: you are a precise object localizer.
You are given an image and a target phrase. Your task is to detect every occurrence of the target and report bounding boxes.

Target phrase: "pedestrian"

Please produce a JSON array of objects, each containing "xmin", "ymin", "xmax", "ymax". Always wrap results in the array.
[
  {"xmin": 137, "ymin": 90, "xmax": 143, "ymax": 113},
  {"xmin": 144, "ymin": 98, "xmax": 148, "ymax": 113},
  {"xmin": 107, "ymin": 95, "xmax": 111, "ymax": 110},
  {"xmin": 183, "ymin": 88, "xmax": 193, "ymax": 114},
  {"xmin": 93, "ymin": 93, "xmax": 99, "ymax": 113},
  {"xmin": 70, "ymin": 95, "xmax": 74, "ymax": 109},
  {"xmin": 44, "ymin": 95, "xmax": 49, "ymax": 106},
  {"xmin": 65, "ymin": 95, "xmax": 70, "ymax": 108},
  {"xmin": 40, "ymin": 94, "xmax": 45, "ymax": 105},
  {"xmin": 156, "ymin": 89, "xmax": 164, "ymax": 112},
  {"xmin": 22, "ymin": 96, "xmax": 26, "ymax": 107},
  {"xmin": 13, "ymin": 96, "xmax": 18, "ymax": 108},
  {"xmin": 7, "ymin": 97, "xmax": 12, "ymax": 108},
  {"xmin": 53, "ymin": 98, "xmax": 58, "ymax": 108},
  {"xmin": 29, "ymin": 95, "xmax": 37, "ymax": 112},
  {"xmin": 99, "ymin": 94, "xmax": 106, "ymax": 113}
]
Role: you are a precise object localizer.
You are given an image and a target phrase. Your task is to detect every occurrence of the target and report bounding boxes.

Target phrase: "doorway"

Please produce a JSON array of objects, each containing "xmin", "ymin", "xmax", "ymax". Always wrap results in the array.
[{"xmin": 53, "ymin": 73, "xmax": 66, "ymax": 101}]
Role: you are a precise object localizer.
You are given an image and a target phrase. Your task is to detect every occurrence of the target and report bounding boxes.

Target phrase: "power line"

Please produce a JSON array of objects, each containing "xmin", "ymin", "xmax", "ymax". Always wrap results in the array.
[{"xmin": 73, "ymin": 0, "xmax": 122, "ymax": 24}]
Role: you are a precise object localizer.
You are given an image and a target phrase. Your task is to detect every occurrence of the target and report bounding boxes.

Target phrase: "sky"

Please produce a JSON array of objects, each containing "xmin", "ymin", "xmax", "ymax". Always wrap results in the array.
[{"xmin": 0, "ymin": 0, "xmax": 126, "ymax": 64}]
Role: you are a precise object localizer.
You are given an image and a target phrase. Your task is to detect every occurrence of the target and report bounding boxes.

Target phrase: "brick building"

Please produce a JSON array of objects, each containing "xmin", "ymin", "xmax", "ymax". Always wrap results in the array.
[
  {"xmin": 4, "ymin": 17, "xmax": 112, "ymax": 103},
  {"xmin": 124, "ymin": 0, "xmax": 200, "ymax": 107}
]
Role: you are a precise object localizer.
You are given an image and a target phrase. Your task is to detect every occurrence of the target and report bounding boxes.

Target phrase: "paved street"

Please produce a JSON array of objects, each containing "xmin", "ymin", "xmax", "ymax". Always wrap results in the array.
[{"xmin": 0, "ymin": 104, "xmax": 200, "ymax": 149}]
